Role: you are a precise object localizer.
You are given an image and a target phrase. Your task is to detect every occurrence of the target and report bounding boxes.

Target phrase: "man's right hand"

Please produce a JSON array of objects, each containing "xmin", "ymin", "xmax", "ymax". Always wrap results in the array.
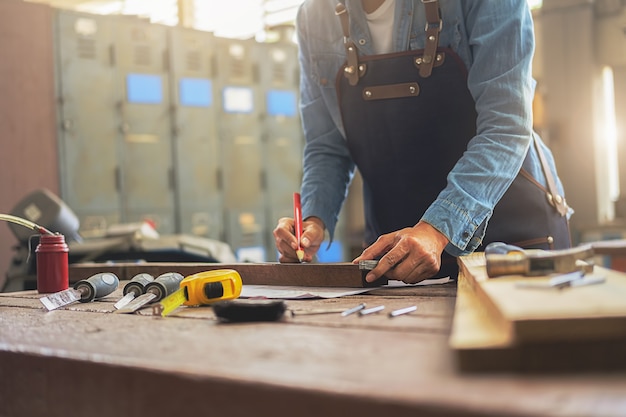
[{"xmin": 273, "ymin": 216, "xmax": 325, "ymax": 263}]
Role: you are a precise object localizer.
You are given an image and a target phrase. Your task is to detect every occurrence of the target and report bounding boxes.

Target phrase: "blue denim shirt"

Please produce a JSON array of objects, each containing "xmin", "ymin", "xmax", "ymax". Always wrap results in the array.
[{"xmin": 297, "ymin": 0, "xmax": 568, "ymax": 256}]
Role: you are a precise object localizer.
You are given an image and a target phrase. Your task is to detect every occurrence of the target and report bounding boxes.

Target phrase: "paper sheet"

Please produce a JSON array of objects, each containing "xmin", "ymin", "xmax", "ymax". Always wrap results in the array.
[{"xmin": 240, "ymin": 276, "xmax": 450, "ymax": 299}]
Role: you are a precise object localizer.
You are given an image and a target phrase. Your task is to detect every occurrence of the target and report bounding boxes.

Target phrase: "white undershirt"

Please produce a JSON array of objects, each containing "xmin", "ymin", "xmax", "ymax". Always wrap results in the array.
[{"xmin": 365, "ymin": 0, "xmax": 395, "ymax": 54}]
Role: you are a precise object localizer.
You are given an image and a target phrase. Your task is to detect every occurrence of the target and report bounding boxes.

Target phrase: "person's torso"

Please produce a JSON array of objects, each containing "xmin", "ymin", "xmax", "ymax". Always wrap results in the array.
[
  {"xmin": 299, "ymin": 0, "xmax": 559, "ymax": 203},
  {"xmin": 302, "ymin": 0, "xmax": 472, "ymax": 135}
]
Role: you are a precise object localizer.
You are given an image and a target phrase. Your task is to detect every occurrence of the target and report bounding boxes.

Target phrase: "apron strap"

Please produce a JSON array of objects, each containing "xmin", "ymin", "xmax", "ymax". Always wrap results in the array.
[
  {"xmin": 336, "ymin": 3, "xmax": 361, "ymax": 86},
  {"xmin": 532, "ymin": 133, "xmax": 569, "ymax": 217},
  {"xmin": 420, "ymin": 0, "xmax": 442, "ymax": 78},
  {"xmin": 337, "ymin": 1, "xmax": 441, "ymax": 83}
]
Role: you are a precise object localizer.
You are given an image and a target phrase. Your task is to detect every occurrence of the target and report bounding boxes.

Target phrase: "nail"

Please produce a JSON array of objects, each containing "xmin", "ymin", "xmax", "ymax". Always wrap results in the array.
[
  {"xmin": 388, "ymin": 305, "xmax": 417, "ymax": 317},
  {"xmin": 359, "ymin": 305, "xmax": 385, "ymax": 316},
  {"xmin": 341, "ymin": 303, "xmax": 366, "ymax": 317}
]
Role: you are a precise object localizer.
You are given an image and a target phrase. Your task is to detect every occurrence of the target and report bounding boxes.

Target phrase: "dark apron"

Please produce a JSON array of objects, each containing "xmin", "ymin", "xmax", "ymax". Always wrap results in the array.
[{"xmin": 335, "ymin": 1, "xmax": 570, "ymax": 278}]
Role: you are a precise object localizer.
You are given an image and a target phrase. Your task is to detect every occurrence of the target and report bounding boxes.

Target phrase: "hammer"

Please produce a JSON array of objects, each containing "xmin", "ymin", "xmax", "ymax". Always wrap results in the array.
[{"xmin": 483, "ymin": 240, "xmax": 626, "ymax": 278}]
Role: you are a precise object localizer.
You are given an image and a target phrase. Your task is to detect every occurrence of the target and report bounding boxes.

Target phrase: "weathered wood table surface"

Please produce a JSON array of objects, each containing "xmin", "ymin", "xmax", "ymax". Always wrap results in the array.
[{"xmin": 1, "ymin": 274, "xmax": 625, "ymax": 417}]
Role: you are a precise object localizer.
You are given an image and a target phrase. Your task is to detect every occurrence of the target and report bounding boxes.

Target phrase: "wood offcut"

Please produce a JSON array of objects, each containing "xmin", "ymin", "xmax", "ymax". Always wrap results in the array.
[{"xmin": 450, "ymin": 253, "xmax": 626, "ymax": 372}]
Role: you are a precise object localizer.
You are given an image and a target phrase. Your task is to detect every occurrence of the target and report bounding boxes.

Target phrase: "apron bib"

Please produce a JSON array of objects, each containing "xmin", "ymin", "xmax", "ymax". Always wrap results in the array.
[{"xmin": 334, "ymin": 1, "xmax": 570, "ymax": 277}]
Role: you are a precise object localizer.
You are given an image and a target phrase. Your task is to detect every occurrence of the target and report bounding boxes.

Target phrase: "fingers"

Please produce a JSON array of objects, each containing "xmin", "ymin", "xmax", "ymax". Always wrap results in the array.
[
  {"xmin": 299, "ymin": 219, "xmax": 324, "ymax": 262},
  {"xmin": 273, "ymin": 217, "xmax": 299, "ymax": 263},
  {"xmin": 273, "ymin": 217, "xmax": 325, "ymax": 263},
  {"xmin": 354, "ymin": 224, "xmax": 446, "ymax": 284},
  {"xmin": 363, "ymin": 248, "xmax": 439, "ymax": 284},
  {"xmin": 384, "ymin": 249, "xmax": 440, "ymax": 283},
  {"xmin": 353, "ymin": 233, "xmax": 398, "ymax": 282},
  {"xmin": 353, "ymin": 234, "xmax": 393, "ymax": 264}
]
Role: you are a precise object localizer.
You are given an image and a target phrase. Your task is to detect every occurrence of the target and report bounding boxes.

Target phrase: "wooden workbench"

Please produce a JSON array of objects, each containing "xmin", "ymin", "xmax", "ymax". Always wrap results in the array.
[{"xmin": 1, "ymin": 275, "xmax": 625, "ymax": 417}]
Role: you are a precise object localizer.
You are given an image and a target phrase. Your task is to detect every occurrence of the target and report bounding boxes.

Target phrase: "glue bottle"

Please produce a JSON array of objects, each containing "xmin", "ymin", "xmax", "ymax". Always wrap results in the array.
[{"xmin": 36, "ymin": 233, "xmax": 69, "ymax": 293}]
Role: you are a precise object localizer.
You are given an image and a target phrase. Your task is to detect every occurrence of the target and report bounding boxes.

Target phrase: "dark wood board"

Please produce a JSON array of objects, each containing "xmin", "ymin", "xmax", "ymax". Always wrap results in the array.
[{"xmin": 69, "ymin": 262, "xmax": 387, "ymax": 288}]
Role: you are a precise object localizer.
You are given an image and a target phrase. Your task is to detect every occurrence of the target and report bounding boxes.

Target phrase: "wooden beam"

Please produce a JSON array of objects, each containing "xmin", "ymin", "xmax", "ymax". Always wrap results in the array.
[{"xmin": 69, "ymin": 262, "xmax": 388, "ymax": 288}]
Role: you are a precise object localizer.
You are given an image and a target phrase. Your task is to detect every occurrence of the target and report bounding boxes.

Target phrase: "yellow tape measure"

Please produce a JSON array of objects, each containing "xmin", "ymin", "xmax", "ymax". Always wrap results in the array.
[{"xmin": 153, "ymin": 269, "xmax": 243, "ymax": 317}]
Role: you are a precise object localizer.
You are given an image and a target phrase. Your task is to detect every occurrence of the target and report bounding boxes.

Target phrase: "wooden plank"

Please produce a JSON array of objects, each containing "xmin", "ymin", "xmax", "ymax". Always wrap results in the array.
[
  {"xmin": 450, "ymin": 254, "xmax": 626, "ymax": 372},
  {"xmin": 459, "ymin": 253, "xmax": 626, "ymax": 343},
  {"xmin": 450, "ymin": 264, "xmax": 626, "ymax": 372},
  {"xmin": 69, "ymin": 262, "xmax": 387, "ymax": 288}
]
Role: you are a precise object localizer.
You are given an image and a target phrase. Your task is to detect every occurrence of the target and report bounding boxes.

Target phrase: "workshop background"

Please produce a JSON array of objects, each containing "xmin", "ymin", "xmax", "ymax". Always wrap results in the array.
[{"xmin": 1, "ymin": 0, "xmax": 625, "ymax": 290}]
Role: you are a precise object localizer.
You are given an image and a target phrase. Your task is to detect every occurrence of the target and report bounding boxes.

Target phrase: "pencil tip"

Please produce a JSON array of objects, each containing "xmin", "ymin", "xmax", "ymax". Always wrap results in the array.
[{"xmin": 296, "ymin": 249, "xmax": 304, "ymax": 262}]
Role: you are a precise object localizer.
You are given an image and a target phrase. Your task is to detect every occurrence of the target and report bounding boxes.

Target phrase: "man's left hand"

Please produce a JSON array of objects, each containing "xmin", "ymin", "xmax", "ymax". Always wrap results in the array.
[{"xmin": 353, "ymin": 221, "xmax": 449, "ymax": 284}]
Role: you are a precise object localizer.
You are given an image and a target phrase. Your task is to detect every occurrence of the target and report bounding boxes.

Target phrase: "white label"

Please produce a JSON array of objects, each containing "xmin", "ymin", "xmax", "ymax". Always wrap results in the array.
[{"xmin": 40, "ymin": 290, "xmax": 81, "ymax": 311}]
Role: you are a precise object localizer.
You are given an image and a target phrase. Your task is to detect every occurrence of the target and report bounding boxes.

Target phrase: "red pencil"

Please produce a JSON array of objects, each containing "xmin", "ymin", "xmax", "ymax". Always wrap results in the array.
[{"xmin": 293, "ymin": 192, "xmax": 304, "ymax": 262}]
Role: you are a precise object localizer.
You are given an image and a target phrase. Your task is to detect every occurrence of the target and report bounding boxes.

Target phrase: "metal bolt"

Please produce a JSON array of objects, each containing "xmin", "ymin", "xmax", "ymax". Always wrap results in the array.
[
  {"xmin": 344, "ymin": 66, "xmax": 355, "ymax": 74},
  {"xmin": 409, "ymin": 86, "xmax": 416, "ymax": 94},
  {"xmin": 364, "ymin": 90, "xmax": 372, "ymax": 98},
  {"xmin": 415, "ymin": 57, "xmax": 423, "ymax": 65},
  {"xmin": 428, "ymin": 35, "xmax": 435, "ymax": 42}
]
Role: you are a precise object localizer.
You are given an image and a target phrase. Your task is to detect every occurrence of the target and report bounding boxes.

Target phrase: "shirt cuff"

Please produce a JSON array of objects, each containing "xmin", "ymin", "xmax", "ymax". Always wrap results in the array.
[{"xmin": 421, "ymin": 198, "xmax": 488, "ymax": 257}]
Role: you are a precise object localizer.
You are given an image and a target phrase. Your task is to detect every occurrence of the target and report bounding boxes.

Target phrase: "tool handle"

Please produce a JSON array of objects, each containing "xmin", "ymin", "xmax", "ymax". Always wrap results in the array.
[
  {"xmin": 145, "ymin": 272, "xmax": 184, "ymax": 302},
  {"xmin": 485, "ymin": 253, "xmax": 528, "ymax": 277},
  {"xmin": 212, "ymin": 300, "xmax": 286, "ymax": 323},
  {"xmin": 123, "ymin": 273, "xmax": 154, "ymax": 296},
  {"xmin": 484, "ymin": 242, "xmax": 525, "ymax": 255},
  {"xmin": 74, "ymin": 273, "xmax": 119, "ymax": 302}
]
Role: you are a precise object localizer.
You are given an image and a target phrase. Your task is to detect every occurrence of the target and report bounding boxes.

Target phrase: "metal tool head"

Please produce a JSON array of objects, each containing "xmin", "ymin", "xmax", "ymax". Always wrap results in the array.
[
  {"xmin": 357, "ymin": 260, "xmax": 389, "ymax": 287},
  {"xmin": 485, "ymin": 244, "xmax": 595, "ymax": 278}
]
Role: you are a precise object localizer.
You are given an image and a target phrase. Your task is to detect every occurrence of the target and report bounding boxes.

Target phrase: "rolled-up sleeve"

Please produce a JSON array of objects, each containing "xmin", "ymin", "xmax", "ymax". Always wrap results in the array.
[
  {"xmin": 297, "ymin": 4, "xmax": 356, "ymax": 240},
  {"xmin": 422, "ymin": 0, "xmax": 537, "ymax": 256}
]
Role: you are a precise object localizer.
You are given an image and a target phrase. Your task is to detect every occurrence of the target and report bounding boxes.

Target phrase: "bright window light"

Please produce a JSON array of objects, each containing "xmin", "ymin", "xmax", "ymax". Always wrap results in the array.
[
  {"xmin": 37, "ymin": 0, "xmax": 543, "ymax": 37},
  {"xmin": 263, "ymin": 0, "xmax": 303, "ymax": 13},
  {"xmin": 75, "ymin": 1, "xmax": 124, "ymax": 15},
  {"xmin": 193, "ymin": 0, "xmax": 264, "ymax": 39},
  {"xmin": 122, "ymin": 0, "xmax": 178, "ymax": 25},
  {"xmin": 602, "ymin": 66, "xmax": 620, "ymax": 203}
]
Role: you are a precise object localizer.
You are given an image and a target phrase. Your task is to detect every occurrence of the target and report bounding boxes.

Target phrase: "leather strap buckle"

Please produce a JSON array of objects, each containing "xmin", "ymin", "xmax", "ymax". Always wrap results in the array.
[
  {"xmin": 424, "ymin": 19, "xmax": 442, "ymax": 33},
  {"xmin": 336, "ymin": 2, "xmax": 361, "ymax": 86},
  {"xmin": 420, "ymin": 0, "xmax": 441, "ymax": 78}
]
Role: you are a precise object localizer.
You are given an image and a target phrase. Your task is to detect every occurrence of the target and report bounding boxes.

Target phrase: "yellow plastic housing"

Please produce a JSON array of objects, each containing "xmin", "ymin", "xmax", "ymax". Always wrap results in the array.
[{"xmin": 181, "ymin": 269, "xmax": 242, "ymax": 306}]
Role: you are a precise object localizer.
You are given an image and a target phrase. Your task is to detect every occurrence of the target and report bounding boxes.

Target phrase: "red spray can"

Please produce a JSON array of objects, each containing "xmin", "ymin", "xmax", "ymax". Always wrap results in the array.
[{"xmin": 36, "ymin": 234, "xmax": 69, "ymax": 293}]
